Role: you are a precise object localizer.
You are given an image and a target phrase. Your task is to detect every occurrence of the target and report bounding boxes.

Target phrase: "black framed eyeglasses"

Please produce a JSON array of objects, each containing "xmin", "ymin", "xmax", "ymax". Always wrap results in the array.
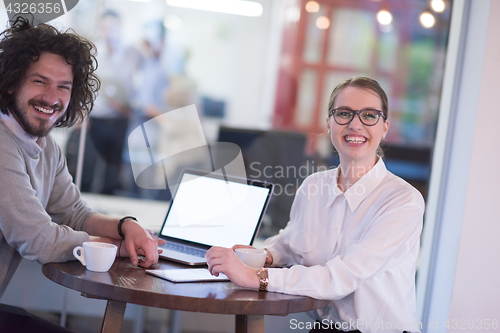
[{"xmin": 328, "ymin": 108, "xmax": 386, "ymax": 126}]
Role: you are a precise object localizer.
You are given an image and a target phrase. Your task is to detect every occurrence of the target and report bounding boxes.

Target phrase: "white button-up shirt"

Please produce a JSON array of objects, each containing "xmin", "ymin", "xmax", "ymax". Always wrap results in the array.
[{"xmin": 265, "ymin": 158, "xmax": 424, "ymax": 333}]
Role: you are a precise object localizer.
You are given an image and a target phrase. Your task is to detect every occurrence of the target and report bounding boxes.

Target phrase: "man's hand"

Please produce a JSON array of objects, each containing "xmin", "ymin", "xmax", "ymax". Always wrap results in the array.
[
  {"xmin": 121, "ymin": 219, "xmax": 166, "ymax": 267},
  {"xmin": 84, "ymin": 214, "xmax": 166, "ymax": 268}
]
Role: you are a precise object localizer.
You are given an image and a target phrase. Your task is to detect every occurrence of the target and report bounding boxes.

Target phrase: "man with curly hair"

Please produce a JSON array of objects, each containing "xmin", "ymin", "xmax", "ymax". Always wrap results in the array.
[{"xmin": 0, "ymin": 17, "xmax": 165, "ymax": 332}]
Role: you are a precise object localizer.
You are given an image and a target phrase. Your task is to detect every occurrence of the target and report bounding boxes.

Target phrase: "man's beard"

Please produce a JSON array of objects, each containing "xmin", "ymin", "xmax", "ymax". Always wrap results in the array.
[{"xmin": 11, "ymin": 99, "xmax": 61, "ymax": 137}]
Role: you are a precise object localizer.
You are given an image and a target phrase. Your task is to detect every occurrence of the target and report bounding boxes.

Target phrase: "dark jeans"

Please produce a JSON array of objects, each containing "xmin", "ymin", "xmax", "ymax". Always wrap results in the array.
[{"xmin": 0, "ymin": 303, "xmax": 73, "ymax": 333}]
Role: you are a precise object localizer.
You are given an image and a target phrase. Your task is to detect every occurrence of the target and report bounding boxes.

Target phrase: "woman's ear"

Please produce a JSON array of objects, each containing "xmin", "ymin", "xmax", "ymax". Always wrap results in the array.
[{"xmin": 383, "ymin": 119, "xmax": 390, "ymax": 138}]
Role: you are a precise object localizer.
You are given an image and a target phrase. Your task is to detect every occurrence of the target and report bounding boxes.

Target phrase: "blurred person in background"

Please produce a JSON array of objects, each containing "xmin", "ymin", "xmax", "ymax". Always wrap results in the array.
[{"xmin": 87, "ymin": 9, "xmax": 143, "ymax": 194}]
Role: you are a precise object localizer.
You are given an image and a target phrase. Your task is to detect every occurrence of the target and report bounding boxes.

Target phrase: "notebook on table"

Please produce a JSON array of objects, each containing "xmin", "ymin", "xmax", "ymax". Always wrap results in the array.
[
  {"xmin": 156, "ymin": 169, "xmax": 273, "ymax": 266},
  {"xmin": 146, "ymin": 268, "xmax": 229, "ymax": 282}
]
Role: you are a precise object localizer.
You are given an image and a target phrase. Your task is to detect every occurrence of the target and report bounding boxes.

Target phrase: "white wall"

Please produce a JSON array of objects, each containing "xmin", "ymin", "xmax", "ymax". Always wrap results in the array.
[
  {"xmin": 447, "ymin": 0, "xmax": 500, "ymax": 329},
  {"xmin": 418, "ymin": 0, "xmax": 500, "ymax": 331}
]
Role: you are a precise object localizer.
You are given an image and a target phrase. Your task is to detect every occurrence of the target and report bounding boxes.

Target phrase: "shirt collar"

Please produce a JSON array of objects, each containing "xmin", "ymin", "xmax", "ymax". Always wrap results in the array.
[
  {"xmin": 0, "ymin": 111, "xmax": 47, "ymax": 158},
  {"xmin": 326, "ymin": 157, "xmax": 388, "ymax": 211}
]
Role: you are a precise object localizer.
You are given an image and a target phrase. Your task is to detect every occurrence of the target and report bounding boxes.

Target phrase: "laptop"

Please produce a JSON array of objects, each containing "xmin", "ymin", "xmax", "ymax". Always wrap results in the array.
[{"xmin": 157, "ymin": 169, "xmax": 274, "ymax": 265}]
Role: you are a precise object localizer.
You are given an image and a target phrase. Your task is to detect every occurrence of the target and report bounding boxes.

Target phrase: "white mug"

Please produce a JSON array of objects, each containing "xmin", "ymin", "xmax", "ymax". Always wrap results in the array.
[
  {"xmin": 73, "ymin": 242, "xmax": 117, "ymax": 272},
  {"xmin": 235, "ymin": 248, "xmax": 267, "ymax": 268}
]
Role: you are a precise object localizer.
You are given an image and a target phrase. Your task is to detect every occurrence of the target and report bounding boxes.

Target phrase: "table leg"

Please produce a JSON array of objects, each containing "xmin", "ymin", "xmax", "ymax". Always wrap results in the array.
[
  {"xmin": 235, "ymin": 314, "xmax": 264, "ymax": 333},
  {"xmin": 100, "ymin": 300, "xmax": 127, "ymax": 333}
]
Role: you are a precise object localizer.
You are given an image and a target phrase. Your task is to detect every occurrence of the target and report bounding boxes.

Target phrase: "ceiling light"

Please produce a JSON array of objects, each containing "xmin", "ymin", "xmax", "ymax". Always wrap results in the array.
[
  {"xmin": 316, "ymin": 16, "xmax": 330, "ymax": 30},
  {"xmin": 431, "ymin": 0, "xmax": 445, "ymax": 13},
  {"xmin": 305, "ymin": 1, "xmax": 320, "ymax": 13},
  {"xmin": 377, "ymin": 10, "xmax": 392, "ymax": 25},
  {"xmin": 420, "ymin": 11, "xmax": 435, "ymax": 28},
  {"xmin": 166, "ymin": 0, "xmax": 263, "ymax": 17}
]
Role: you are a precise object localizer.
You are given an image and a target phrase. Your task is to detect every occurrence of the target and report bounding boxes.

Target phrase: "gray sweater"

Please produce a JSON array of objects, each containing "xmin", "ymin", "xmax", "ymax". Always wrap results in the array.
[{"xmin": 0, "ymin": 113, "xmax": 94, "ymax": 297}]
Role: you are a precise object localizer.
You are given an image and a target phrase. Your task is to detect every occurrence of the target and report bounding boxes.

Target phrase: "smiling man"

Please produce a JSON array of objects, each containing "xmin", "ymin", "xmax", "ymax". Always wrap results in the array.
[
  {"xmin": 10, "ymin": 52, "xmax": 73, "ymax": 137},
  {"xmin": 0, "ymin": 17, "xmax": 164, "ymax": 333}
]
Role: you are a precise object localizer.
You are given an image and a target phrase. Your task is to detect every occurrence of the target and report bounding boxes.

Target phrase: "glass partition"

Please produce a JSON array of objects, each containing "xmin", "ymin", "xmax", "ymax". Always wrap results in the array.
[
  {"xmin": 26, "ymin": 0, "xmax": 452, "ymax": 235},
  {"xmin": 274, "ymin": 0, "xmax": 452, "ymax": 202}
]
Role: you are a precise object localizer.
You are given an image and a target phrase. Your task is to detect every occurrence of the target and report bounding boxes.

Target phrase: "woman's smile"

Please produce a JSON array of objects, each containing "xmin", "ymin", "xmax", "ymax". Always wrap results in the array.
[{"xmin": 327, "ymin": 86, "xmax": 389, "ymax": 168}]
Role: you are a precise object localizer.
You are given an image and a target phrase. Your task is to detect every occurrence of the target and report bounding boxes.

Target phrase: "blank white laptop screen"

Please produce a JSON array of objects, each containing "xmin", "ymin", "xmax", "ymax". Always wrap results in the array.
[{"xmin": 160, "ymin": 172, "xmax": 272, "ymax": 248}]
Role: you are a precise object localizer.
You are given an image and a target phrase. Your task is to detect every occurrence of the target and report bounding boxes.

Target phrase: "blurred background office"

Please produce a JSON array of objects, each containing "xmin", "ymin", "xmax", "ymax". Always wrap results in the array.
[
  {"xmin": 57, "ymin": 0, "xmax": 451, "ymax": 235},
  {"xmin": 5, "ymin": 0, "xmax": 498, "ymax": 332}
]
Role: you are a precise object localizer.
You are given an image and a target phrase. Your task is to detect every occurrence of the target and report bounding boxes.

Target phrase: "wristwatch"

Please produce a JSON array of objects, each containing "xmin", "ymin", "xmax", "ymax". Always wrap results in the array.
[{"xmin": 257, "ymin": 268, "xmax": 268, "ymax": 291}]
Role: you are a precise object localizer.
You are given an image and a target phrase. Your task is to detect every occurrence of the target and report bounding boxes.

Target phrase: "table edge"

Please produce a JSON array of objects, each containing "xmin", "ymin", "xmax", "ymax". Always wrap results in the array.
[{"xmin": 42, "ymin": 263, "xmax": 331, "ymax": 315}]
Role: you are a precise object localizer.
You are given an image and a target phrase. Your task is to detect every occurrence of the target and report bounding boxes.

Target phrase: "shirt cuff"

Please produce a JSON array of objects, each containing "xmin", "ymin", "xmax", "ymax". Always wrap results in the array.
[
  {"xmin": 75, "ymin": 230, "xmax": 91, "ymax": 245},
  {"xmin": 69, "ymin": 231, "xmax": 91, "ymax": 260},
  {"xmin": 267, "ymin": 267, "xmax": 285, "ymax": 293}
]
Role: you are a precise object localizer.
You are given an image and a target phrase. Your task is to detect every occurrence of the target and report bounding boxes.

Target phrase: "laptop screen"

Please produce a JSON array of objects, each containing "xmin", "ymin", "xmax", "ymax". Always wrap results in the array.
[{"xmin": 159, "ymin": 171, "xmax": 273, "ymax": 248}]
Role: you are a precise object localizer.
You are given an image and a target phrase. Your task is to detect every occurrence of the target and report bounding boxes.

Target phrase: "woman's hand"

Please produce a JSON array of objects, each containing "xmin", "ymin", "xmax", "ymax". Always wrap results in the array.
[{"xmin": 205, "ymin": 247, "xmax": 260, "ymax": 289}]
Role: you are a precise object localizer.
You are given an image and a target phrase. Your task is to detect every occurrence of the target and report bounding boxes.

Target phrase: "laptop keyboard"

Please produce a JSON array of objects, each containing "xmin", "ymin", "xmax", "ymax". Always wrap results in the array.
[{"xmin": 163, "ymin": 242, "xmax": 207, "ymax": 258}]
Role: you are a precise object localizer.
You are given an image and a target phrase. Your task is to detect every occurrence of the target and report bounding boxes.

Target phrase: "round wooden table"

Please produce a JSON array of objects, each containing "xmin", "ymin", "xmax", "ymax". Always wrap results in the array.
[{"xmin": 43, "ymin": 259, "xmax": 330, "ymax": 333}]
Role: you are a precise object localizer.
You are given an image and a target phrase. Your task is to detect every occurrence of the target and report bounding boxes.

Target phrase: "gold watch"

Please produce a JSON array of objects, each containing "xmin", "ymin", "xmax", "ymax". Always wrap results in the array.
[{"xmin": 257, "ymin": 268, "xmax": 268, "ymax": 291}]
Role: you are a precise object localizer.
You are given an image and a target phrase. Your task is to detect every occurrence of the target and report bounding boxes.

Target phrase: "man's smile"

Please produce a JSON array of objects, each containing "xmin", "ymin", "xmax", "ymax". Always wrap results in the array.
[{"xmin": 33, "ymin": 104, "xmax": 56, "ymax": 114}]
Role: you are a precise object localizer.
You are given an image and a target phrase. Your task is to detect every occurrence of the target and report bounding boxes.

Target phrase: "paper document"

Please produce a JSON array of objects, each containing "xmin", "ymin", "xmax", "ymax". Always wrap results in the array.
[{"xmin": 146, "ymin": 268, "xmax": 229, "ymax": 283}]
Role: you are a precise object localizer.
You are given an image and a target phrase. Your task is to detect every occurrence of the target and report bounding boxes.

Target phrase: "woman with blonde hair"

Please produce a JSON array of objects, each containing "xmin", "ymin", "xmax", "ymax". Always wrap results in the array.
[{"xmin": 206, "ymin": 77, "xmax": 424, "ymax": 333}]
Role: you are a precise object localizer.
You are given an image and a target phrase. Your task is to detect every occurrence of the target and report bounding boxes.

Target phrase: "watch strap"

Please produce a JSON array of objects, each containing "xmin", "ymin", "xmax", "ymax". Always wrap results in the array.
[
  {"xmin": 257, "ymin": 268, "xmax": 269, "ymax": 291},
  {"xmin": 118, "ymin": 216, "xmax": 137, "ymax": 239}
]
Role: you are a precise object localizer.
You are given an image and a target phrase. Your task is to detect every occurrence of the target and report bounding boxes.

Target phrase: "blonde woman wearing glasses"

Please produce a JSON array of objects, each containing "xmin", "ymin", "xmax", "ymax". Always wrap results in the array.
[{"xmin": 206, "ymin": 77, "xmax": 424, "ymax": 333}]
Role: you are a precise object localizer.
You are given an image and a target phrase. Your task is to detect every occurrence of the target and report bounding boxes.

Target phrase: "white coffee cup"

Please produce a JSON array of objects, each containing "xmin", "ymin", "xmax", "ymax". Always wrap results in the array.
[
  {"xmin": 73, "ymin": 242, "xmax": 117, "ymax": 272},
  {"xmin": 235, "ymin": 248, "xmax": 267, "ymax": 268}
]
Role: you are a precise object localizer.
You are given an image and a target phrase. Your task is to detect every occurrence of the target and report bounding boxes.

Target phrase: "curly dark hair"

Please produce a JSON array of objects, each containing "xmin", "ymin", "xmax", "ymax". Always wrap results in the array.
[{"xmin": 0, "ymin": 16, "xmax": 100, "ymax": 127}]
